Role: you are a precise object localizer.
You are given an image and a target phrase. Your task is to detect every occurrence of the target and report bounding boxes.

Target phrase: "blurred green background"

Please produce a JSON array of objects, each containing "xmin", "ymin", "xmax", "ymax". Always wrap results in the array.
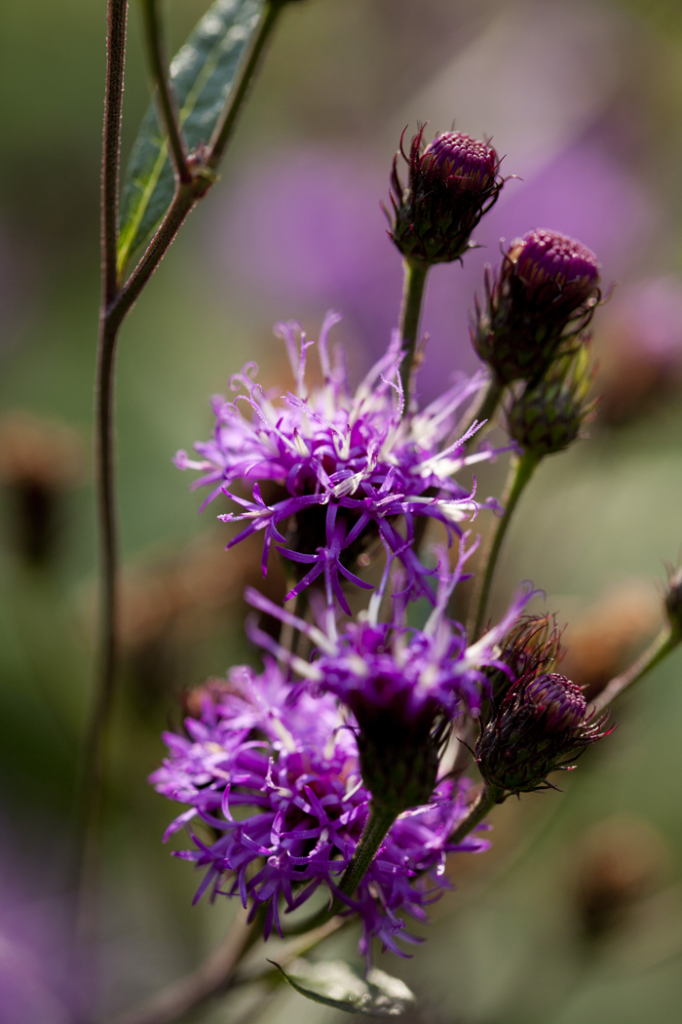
[{"xmin": 1, "ymin": 0, "xmax": 682, "ymax": 1021}]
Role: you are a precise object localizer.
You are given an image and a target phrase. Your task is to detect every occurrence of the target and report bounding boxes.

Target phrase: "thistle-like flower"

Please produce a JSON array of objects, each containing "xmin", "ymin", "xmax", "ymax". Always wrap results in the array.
[
  {"xmin": 150, "ymin": 663, "xmax": 489, "ymax": 960},
  {"xmin": 476, "ymin": 669, "xmax": 611, "ymax": 797},
  {"xmin": 506, "ymin": 346, "xmax": 597, "ymax": 457},
  {"xmin": 387, "ymin": 127, "xmax": 504, "ymax": 265},
  {"xmin": 246, "ymin": 550, "xmax": 536, "ymax": 811},
  {"xmin": 472, "ymin": 229, "xmax": 601, "ymax": 386},
  {"xmin": 175, "ymin": 312, "xmax": 500, "ymax": 611}
]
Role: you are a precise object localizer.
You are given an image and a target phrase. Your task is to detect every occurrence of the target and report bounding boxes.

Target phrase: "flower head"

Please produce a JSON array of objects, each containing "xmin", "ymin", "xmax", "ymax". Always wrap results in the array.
[
  {"xmin": 387, "ymin": 127, "xmax": 504, "ymax": 265},
  {"xmin": 175, "ymin": 313, "xmax": 499, "ymax": 611},
  {"xmin": 476, "ymin": 668, "xmax": 611, "ymax": 797},
  {"xmin": 472, "ymin": 229, "xmax": 601, "ymax": 386},
  {"xmin": 246, "ymin": 551, "xmax": 537, "ymax": 810},
  {"xmin": 151, "ymin": 662, "xmax": 488, "ymax": 959}
]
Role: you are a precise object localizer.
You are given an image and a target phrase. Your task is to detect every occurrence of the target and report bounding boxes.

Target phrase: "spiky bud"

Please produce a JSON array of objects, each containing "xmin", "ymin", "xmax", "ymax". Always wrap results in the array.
[
  {"xmin": 472, "ymin": 229, "xmax": 601, "ymax": 385},
  {"xmin": 507, "ymin": 347, "xmax": 596, "ymax": 457},
  {"xmin": 386, "ymin": 126, "xmax": 503, "ymax": 265},
  {"xmin": 476, "ymin": 671, "xmax": 610, "ymax": 796},
  {"xmin": 485, "ymin": 614, "xmax": 562, "ymax": 700}
]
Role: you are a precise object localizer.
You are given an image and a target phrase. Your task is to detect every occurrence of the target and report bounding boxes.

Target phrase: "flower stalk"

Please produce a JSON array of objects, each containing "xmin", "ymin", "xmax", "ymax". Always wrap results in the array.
[
  {"xmin": 338, "ymin": 803, "xmax": 399, "ymax": 901},
  {"xmin": 79, "ymin": 0, "xmax": 289, "ymax": 947},
  {"xmin": 398, "ymin": 258, "xmax": 429, "ymax": 407},
  {"xmin": 469, "ymin": 450, "xmax": 540, "ymax": 640},
  {"xmin": 588, "ymin": 627, "xmax": 681, "ymax": 715},
  {"xmin": 448, "ymin": 784, "xmax": 502, "ymax": 844}
]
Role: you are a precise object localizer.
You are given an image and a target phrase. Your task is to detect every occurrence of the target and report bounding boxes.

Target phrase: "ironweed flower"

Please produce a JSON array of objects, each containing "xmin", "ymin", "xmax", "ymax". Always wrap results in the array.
[
  {"xmin": 472, "ymin": 228, "xmax": 600, "ymax": 386},
  {"xmin": 151, "ymin": 663, "xmax": 488, "ymax": 960},
  {"xmin": 476, "ymin": 669, "xmax": 611, "ymax": 797},
  {"xmin": 507, "ymin": 346, "xmax": 597, "ymax": 457},
  {"xmin": 175, "ymin": 312, "xmax": 500, "ymax": 611},
  {"xmin": 246, "ymin": 550, "xmax": 536, "ymax": 810},
  {"xmin": 387, "ymin": 126, "xmax": 504, "ymax": 265}
]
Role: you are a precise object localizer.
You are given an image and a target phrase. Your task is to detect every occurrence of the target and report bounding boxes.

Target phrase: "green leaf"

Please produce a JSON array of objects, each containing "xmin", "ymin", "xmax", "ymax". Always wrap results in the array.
[
  {"xmin": 117, "ymin": 0, "xmax": 264, "ymax": 274},
  {"xmin": 270, "ymin": 958, "xmax": 416, "ymax": 1017}
]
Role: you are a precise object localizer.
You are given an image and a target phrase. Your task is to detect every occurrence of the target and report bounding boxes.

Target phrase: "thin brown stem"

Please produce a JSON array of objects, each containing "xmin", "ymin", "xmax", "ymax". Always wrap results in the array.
[
  {"xmin": 107, "ymin": 909, "xmax": 254, "ymax": 1024},
  {"xmin": 141, "ymin": 0, "xmax": 191, "ymax": 184},
  {"xmin": 588, "ymin": 627, "xmax": 680, "ymax": 715},
  {"xmin": 74, "ymin": 0, "xmax": 128, "ymax": 944},
  {"xmin": 102, "ymin": 0, "xmax": 128, "ymax": 305}
]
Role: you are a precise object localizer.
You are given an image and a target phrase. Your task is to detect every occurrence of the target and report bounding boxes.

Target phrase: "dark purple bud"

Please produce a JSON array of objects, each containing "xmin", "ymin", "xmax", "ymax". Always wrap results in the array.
[
  {"xmin": 472, "ymin": 228, "xmax": 601, "ymax": 386},
  {"xmin": 524, "ymin": 673, "xmax": 587, "ymax": 732},
  {"xmin": 506, "ymin": 347, "xmax": 596, "ymax": 457},
  {"xmin": 387, "ymin": 126, "xmax": 504, "ymax": 266},
  {"xmin": 420, "ymin": 132, "xmax": 498, "ymax": 193},
  {"xmin": 476, "ymin": 668, "xmax": 611, "ymax": 797}
]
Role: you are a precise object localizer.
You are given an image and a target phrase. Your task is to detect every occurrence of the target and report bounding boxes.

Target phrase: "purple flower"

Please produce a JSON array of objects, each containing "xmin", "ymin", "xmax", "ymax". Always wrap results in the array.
[
  {"xmin": 175, "ymin": 312, "xmax": 500, "ymax": 611},
  {"xmin": 246, "ymin": 551, "xmax": 537, "ymax": 809},
  {"xmin": 150, "ymin": 662, "xmax": 488, "ymax": 958}
]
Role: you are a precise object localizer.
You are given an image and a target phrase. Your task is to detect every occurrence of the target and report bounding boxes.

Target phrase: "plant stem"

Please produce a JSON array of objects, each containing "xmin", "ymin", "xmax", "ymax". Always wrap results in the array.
[
  {"xmin": 107, "ymin": 908, "xmax": 254, "ymax": 1024},
  {"xmin": 588, "ymin": 627, "xmax": 681, "ymax": 715},
  {"xmin": 397, "ymin": 258, "xmax": 429, "ymax": 409},
  {"xmin": 141, "ymin": 0, "xmax": 191, "ymax": 184},
  {"xmin": 337, "ymin": 803, "xmax": 398, "ymax": 901},
  {"xmin": 449, "ymin": 784, "xmax": 502, "ymax": 844},
  {"xmin": 207, "ymin": 0, "xmax": 285, "ymax": 169},
  {"xmin": 74, "ymin": 0, "xmax": 128, "ymax": 946},
  {"xmin": 78, "ymin": 0, "xmax": 290, "ymax": 948},
  {"xmin": 469, "ymin": 450, "xmax": 540, "ymax": 640}
]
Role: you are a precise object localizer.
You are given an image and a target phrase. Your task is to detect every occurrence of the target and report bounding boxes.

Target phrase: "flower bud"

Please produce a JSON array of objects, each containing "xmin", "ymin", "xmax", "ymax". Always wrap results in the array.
[
  {"xmin": 485, "ymin": 614, "xmax": 562, "ymax": 700},
  {"xmin": 506, "ymin": 347, "xmax": 596, "ymax": 457},
  {"xmin": 387, "ymin": 127, "xmax": 503, "ymax": 265},
  {"xmin": 476, "ymin": 671, "xmax": 610, "ymax": 797},
  {"xmin": 472, "ymin": 229, "xmax": 600, "ymax": 385},
  {"xmin": 664, "ymin": 563, "xmax": 682, "ymax": 639}
]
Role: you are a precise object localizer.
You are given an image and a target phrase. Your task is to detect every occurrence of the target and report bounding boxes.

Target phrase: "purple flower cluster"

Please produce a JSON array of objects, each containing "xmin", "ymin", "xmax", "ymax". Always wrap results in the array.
[
  {"xmin": 175, "ymin": 312, "xmax": 499, "ymax": 611},
  {"xmin": 150, "ymin": 662, "xmax": 488, "ymax": 959}
]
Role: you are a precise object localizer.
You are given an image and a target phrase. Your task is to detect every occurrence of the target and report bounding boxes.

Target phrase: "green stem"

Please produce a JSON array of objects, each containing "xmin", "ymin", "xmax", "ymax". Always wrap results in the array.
[
  {"xmin": 397, "ymin": 258, "xmax": 429, "ymax": 409},
  {"xmin": 449, "ymin": 784, "xmax": 502, "ymax": 844},
  {"xmin": 338, "ymin": 803, "xmax": 398, "ymax": 900},
  {"xmin": 589, "ymin": 627, "xmax": 681, "ymax": 714},
  {"xmin": 207, "ymin": 0, "xmax": 285, "ymax": 170},
  {"xmin": 141, "ymin": 0, "xmax": 191, "ymax": 184},
  {"xmin": 469, "ymin": 450, "xmax": 540, "ymax": 640}
]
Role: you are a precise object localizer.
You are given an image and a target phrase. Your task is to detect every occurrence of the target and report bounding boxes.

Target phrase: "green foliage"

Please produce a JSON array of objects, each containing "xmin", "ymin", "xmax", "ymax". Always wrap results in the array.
[
  {"xmin": 117, "ymin": 0, "xmax": 264, "ymax": 275},
  {"xmin": 271, "ymin": 958, "xmax": 416, "ymax": 1016}
]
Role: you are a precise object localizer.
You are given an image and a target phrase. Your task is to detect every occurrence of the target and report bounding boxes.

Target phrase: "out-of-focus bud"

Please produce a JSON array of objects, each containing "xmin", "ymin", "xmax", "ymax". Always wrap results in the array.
[
  {"xmin": 476, "ymin": 670, "xmax": 611, "ymax": 797},
  {"xmin": 506, "ymin": 347, "xmax": 596, "ymax": 457},
  {"xmin": 664, "ymin": 563, "xmax": 682, "ymax": 639},
  {"xmin": 472, "ymin": 228, "xmax": 601, "ymax": 385},
  {"xmin": 0, "ymin": 412, "xmax": 85, "ymax": 567},
  {"xmin": 561, "ymin": 583, "xmax": 662, "ymax": 703},
  {"xmin": 573, "ymin": 817, "xmax": 669, "ymax": 941},
  {"xmin": 387, "ymin": 126, "xmax": 503, "ymax": 265}
]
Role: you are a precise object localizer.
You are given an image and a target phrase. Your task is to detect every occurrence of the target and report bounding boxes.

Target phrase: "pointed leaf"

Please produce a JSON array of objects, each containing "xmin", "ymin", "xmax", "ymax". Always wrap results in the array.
[
  {"xmin": 117, "ymin": 0, "xmax": 263, "ymax": 273},
  {"xmin": 270, "ymin": 958, "xmax": 416, "ymax": 1016}
]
